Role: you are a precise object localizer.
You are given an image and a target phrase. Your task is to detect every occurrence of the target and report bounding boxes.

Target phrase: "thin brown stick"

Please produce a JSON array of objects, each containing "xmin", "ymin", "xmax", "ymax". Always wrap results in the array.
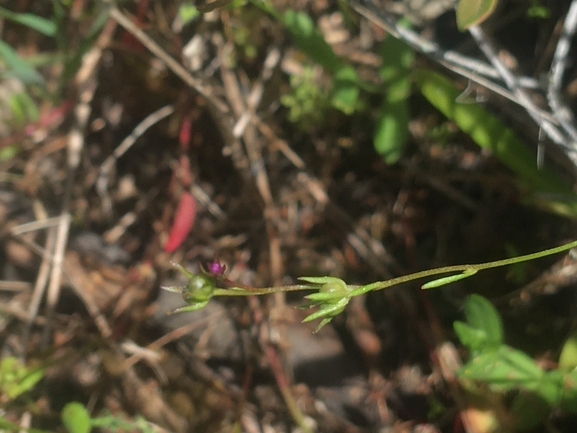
[{"xmin": 42, "ymin": 17, "xmax": 117, "ymax": 347}]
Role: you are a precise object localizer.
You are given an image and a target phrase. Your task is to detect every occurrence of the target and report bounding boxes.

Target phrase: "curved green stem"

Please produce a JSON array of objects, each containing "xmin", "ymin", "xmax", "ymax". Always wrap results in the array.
[
  {"xmin": 216, "ymin": 239, "xmax": 577, "ymax": 296},
  {"xmin": 353, "ymin": 238, "xmax": 577, "ymax": 294}
]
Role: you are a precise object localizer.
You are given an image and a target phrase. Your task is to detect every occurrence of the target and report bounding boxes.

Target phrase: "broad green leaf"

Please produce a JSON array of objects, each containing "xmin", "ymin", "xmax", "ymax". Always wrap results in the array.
[
  {"xmin": 0, "ymin": 40, "xmax": 44, "ymax": 84},
  {"xmin": 0, "ymin": 7, "xmax": 57, "ymax": 36},
  {"xmin": 62, "ymin": 402, "xmax": 91, "ymax": 433},
  {"xmin": 456, "ymin": 0, "xmax": 499, "ymax": 31},
  {"xmin": 414, "ymin": 69, "xmax": 577, "ymax": 216},
  {"xmin": 454, "ymin": 321, "xmax": 489, "ymax": 353},
  {"xmin": 463, "ymin": 294, "xmax": 503, "ymax": 347}
]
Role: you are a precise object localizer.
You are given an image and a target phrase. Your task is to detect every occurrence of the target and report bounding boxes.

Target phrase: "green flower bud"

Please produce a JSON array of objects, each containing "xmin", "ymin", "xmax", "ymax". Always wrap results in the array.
[{"xmin": 183, "ymin": 274, "xmax": 216, "ymax": 304}]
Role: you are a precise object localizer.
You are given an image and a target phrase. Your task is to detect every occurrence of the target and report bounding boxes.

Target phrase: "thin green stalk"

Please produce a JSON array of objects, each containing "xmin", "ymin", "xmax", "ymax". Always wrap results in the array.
[{"xmin": 219, "ymin": 239, "xmax": 577, "ymax": 296}]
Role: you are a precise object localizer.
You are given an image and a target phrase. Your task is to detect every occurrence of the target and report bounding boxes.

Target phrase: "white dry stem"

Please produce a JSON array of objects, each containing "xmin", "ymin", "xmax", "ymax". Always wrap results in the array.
[{"xmin": 548, "ymin": 0, "xmax": 577, "ymax": 144}]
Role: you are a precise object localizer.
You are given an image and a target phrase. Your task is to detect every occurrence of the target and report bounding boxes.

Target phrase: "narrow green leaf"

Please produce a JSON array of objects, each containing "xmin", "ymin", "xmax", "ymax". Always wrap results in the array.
[
  {"xmin": 456, "ymin": 0, "xmax": 499, "ymax": 31},
  {"xmin": 0, "ymin": 40, "xmax": 44, "ymax": 84},
  {"xmin": 9, "ymin": 91, "xmax": 39, "ymax": 125},
  {"xmin": 374, "ymin": 36, "xmax": 414, "ymax": 164},
  {"xmin": 463, "ymin": 294, "xmax": 503, "ymax": 346},
  {"xmin": 414, "ymin": 69, "xmax": 577, "ymax": 216},
  {"xmin": 6, "ymin": 366, "xmax": 44, "ymax": 399},
  {"xmin": 62, "ymin": 402, "xmax": 92, "ymax": 433},
  {"xmin": 374, "ymin": 97, "xmax": 409, "ymax": 164},
  {"xmin": 422, "ymin": 269, "xmax": 477, "ymax": 289},
  {"xmin": 0, "ymin": 7, "xmax": 57, "ymax": 36},
  {"xmin": 299, "ymin": 276, "xmax": 339, "ymax": 284}
]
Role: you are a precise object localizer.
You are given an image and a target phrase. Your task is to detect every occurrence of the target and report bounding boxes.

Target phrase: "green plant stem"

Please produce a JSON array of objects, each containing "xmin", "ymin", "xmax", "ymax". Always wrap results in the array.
[
  {"xmin": 353, "ymin": 239, "xmax": 577, "ymax": 294},
  {"xmin": 218, "ymin": 239, "xmax": 577, "ymax": 296}
]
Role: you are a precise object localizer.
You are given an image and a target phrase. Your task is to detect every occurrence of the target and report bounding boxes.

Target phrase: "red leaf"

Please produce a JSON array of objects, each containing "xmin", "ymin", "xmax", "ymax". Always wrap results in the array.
[{"xmin": 164, "ymin": 192, "xmax": 196, "ymax": 253}]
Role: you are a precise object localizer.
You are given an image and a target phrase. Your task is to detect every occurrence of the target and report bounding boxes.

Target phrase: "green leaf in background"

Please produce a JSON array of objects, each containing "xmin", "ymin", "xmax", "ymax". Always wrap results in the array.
[
  {"xmin": 414, "ymin": 69, "xmax": 577, "ymax": 217},
  {"xmin": 0, "ymin": 40, "xmax": 44, "ymax": 85},
  {"xmin": 283, "ymin": 10, "xmax": 341, "ymax": 73},
  {"xmin": 282, "ymin": 10, "xmax": 360, "ymax": 116},
  {"xmin": 0, "ymin": 7, "xmax": 57, "ymax": 36},
  {"xmin": 460, "ymin": 345, "xmax": 543, "ymax": 390},
  {"xmin": 527, "ymin": 0, "xmax": 550, "ymax": 18},
  {"xmin": 559, "ymin": 331, "xmax": 577, "ymax": 370},
  {"xmin": 560, "ymin": 369, "xmax": 577, "ymax": 412},
  {"xmin": 8, "ymin": 91, "xmax": 39, "ymax": 125},
  {"xmin": 331, "ymin": 66, "xmax": 359, "ymax": 114},
  {"xmin": 456, "ymin": 0, "xmax": 499, "ymax": 31},
  {"xmin": 178, "ymin": 4, "xmax": 201, "ymax": 25},
  {"xmin": 463, "ymin": 294, "xmax": 503, "ymax": 348},
  {"xmin": 0, "ymin": 357, "xmax": 45, "ymax": 400},
  {"xmin": 509, "ymin": 392, "xmax": 551, "ymax": 430},
  {"xmin": 374, "ymin": 36, "xmax": 414, "ymax": 164},
  {"xmin": 62, "ymin": 402, "xmax": 92, "ymax": 433},
  {"xmin": 454, "ymin": 321, "xmax": 491, "ymax": 352}
]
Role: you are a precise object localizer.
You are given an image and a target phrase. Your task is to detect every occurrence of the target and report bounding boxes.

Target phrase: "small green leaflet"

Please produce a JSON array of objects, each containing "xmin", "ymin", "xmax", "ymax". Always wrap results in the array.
[{"xmin": 456, "ymin": 0, "xmax": 499, "ymax": 31}]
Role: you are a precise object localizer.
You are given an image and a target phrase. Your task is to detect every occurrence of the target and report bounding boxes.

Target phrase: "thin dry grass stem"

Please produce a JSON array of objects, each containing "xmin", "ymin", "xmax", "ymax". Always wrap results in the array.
[
  {"xmin": 548, "ymin": 0, "xmax": 577, "ymax": 142},
  {"xmin": 108, "ymin": 6, "xmax": 229, "ymax": 114},
  {"xmin": 348, "ymin": 0, "xmax": 537, "ymax": 87},
  {"xmin": 9, "ymin": 216, "xmax": 61, "ymax": 236},
  {"xmin": 123, "ymin": 312, "xmax": 223, "ymax": 371},
  {"xmin": 351, "ymin": 0, "xmax": 558, "ymax": 125},
  {"xmin": 189, "ymin": 183, "xmax": 226, "ymax": 219},
  {"xmin": 21, "ymin": 224, "xmax": 55, "ymax": 355},
  {"xmin": 42, "ymin": 18, "xmax": 117, "ymax": 347},
  {"xmin": 96, "ymin": 104, "xmax": 175, "ymax": 214},
  {"xmin": 0, "ymin": 281, "xmax": 32, "ymax": 291},
  {"xmin": 468, "ymin": 25, "xmax": 574, "ymax": 157}
]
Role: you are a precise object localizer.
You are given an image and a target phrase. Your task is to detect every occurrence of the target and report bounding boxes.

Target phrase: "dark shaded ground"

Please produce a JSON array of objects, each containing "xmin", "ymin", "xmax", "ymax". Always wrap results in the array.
[{"xmin": 2, "ymin": 1, "xmax": 577, "ymax": 432}]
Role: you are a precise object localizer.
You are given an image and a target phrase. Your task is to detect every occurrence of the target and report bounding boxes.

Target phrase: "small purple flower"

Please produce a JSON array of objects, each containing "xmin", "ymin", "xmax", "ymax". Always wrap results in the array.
[{"xmin": 202, "ymin": 257, "xmax": 226, "ymax": 277}]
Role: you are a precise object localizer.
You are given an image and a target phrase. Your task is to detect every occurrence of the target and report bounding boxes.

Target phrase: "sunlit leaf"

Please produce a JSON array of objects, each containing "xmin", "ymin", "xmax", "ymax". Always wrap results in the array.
[
  {"xmin": 62, "ymin": 402, "xmax": 91, "ymax": 433},
  {"xmin": 559, "ymin": 331, "xmax": 577, "ymax": 370},
  {"xmin": 456, "ymin": 0, "xmax": 499, "ymax": 31}
]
